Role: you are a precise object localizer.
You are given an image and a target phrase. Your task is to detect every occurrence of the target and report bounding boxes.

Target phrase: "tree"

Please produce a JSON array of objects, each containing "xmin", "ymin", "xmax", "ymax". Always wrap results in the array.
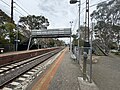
[
  {"xmin": 0, "ymin": 22, "xmax": 16, "ymax": 44},
  {"xmin": 19, "ymin": 15, "xmax": 49, "ymax": 30},
  {"xmin": 90, "ymin": 0, "xmax": 120, "ymax": 50},
  {"xmin": 72, "ymin": 34, "xmax": 77, "ymax": 46},
  {"xmin": 0, "ymin": 9, "xmax": 12, "ymax": 24},
  {"xmin": 72, "ymin": 34, "xmax": 83, "ymax": 46},
  {"xmin": 0, "ymin": 9, "xmax": 15, "ymax": 44}
]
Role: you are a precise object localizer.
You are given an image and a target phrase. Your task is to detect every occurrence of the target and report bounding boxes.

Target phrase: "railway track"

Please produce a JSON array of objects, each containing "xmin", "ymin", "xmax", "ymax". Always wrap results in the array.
[{"xmin": 0, "ymin": 48, "xmax": 63, "ymax": 89}]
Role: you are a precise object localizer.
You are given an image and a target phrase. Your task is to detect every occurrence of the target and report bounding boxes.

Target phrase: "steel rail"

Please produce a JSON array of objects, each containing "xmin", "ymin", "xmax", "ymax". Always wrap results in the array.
[{"xmin": 0, "ymin": 48, "xmax": 63, "ymax": 87}]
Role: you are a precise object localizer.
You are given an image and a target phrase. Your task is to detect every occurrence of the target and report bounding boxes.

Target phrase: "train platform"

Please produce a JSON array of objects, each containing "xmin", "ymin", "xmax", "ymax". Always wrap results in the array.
[{"xmin": 31, "ymin": 47, "xmax": 82, "ymax": 90}]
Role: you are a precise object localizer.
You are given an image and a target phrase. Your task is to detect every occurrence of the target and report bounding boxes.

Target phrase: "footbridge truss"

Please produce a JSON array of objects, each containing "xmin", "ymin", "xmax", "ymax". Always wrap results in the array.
[
  {"xmin": 27, "ymin": 28, "xmax": 71, "ymax": 50},
  {"xmin": 31, "ymin": 28, "xmax": 71, "ymax": 38}
]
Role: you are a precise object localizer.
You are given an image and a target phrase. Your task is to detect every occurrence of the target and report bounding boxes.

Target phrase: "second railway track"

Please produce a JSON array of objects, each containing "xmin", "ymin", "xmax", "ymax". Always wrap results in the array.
[{"xmin": 0, "ymin": 47, "xmax": 63, "ymax": 89}]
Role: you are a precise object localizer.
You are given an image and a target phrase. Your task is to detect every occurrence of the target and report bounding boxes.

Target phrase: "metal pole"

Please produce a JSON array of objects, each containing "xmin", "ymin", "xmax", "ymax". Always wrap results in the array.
[
  {"xmin": 83, "ymin": 52, "xmax": 87, "ymax": 80},
  {"xmin": 27, "ymin": 35, "xmax": 32, "ymax": 50},
  {"xmin": 89, "ymin": 22, "xmax": 93, "ymax": 83},
  {"xmin": 15, "ymin": 23, "xmax": 19, "ymax": 51},
  {"xmin": 117, "ymin": 31, "xmax": 120, "ymax": 51},
  {"xmin": 88, "ymin": 0, "xmax": 90, "ymax": 42},
  {"xmin": 84, "ymin": 0, "xmax": 89, "ymax": 42},
  {"xmin": 78, "ymin": 0, "xmax": 80, "ymax": 47},
  {"xmin": 70, "ymin": 21, "xmax": 73, "ymax": 54},
  {"xmin": 77, "ymin": 0, "xmax": 81, "ymax": 63},
  {"xmin": 70, "ymin": 34, "xmax": 72, "ymax": 53},
  {"xmin": 11, "ymin": 0, "xmax": 13, "ymax": 23},
  {"xmin": 84, "ymin": 0, "xmax": 87, "ymax": 41}
]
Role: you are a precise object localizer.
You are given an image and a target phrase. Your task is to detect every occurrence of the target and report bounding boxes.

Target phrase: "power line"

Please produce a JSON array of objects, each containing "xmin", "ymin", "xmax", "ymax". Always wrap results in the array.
[
  {"xmin": 80, "ymin": 0, "xmax": 109, "ymax": 15},
  {"xmin": 16, "ymin": 0, "xmax": 31, "ymax": 14},
  {"xmin": 72, "ymin": 1, "xmax": 86, "ymax": 32},
  {"xmin": 14, "ymin": 8, "xmax": 24, "ymax": 16},
  {"xmin": 0, "ymin": 0, "xmax": 11, "ymax": 16},
  {"xmin": 0, "ymin": 0, "xmax": 24, "ymax": 16},
  {"xmin": 0, "ymin": 0, "xmax": 10, "ymax": 7},
  {"xmin": 72, "ymin": 0, "xmax": 109, "ymax": 33},
  {"xmin": 14, "ymin": 2, "xmax": 30, "ymax": 15}
]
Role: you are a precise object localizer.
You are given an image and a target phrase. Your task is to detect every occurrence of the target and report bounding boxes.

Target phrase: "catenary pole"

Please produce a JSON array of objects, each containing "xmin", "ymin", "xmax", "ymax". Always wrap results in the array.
[{"xmin": 11, "ymin": 0, "xmax": 13, "ymax": 23}]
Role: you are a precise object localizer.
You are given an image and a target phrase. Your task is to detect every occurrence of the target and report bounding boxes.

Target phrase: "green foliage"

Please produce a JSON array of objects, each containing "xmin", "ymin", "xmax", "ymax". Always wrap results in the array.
[
  {"xmin": 5, "ymin": 23, "xmax": 15, "ymax": 30},
  {"xmin": 19, "ymin": 15, "xmax": 49, "ymax": 30},
  {"xmin": 72, "ymin": 34, "xmax": 84, "ymax": 47},
  {"xmin": 0, "ymin": 22, "xmax": 16, "ymax": 44},
  {"xmin": 91, "ymin": 0, "xmax": 120, "ymax": 50},
  {"xmin": 54, "ymin": 39, "xmax": 65, "ymax": 46},
  {"xmin": 79, "ymin": 39, "xmax": 84, "ymax": 47},
  {"xmin": 0, "ymin": 36, "xmax": 9, "ymax": 44},
  {"xmin": 0, "ymin": 9, "xmax": 12, "ymax": 24},
  {"xmin": 72, "ymin": 34, "xmax": 77, "ymax": 39}
]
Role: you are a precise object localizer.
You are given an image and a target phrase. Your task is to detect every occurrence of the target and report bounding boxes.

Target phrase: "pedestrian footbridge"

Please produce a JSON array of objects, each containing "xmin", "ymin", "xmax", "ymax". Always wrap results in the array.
[
  {"xmin": 31, "ymin": 28, "xmax": 71, "ymax": 38},
  {"xmin": 27, "ymin": 28, "xmax": 71, "ymax": 50}
]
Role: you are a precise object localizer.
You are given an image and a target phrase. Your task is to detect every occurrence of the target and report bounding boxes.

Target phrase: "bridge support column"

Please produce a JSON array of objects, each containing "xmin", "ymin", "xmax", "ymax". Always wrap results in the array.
[{"xmin": 27, "ymin": 36, "xmax": 32, "ymax": 50}]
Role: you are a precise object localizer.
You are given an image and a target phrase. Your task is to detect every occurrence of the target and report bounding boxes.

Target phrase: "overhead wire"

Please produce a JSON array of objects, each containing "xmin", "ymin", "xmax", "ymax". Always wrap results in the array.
[
  {"xmin": 14, "ymin": 2, "xmax": 30, "ymax": 15},
  {"xmin": 17, "ymin": 0, "xmax": 42, "ymax": 15},
  {"xmin": 0, "ymin": 0, "xmax": 24, "ymax": 17},
  {"xmin": 0, "ymin": 0, "xmax": 10, "ymax": 7},
  {"xmin": 1, "ymin": 0, "xmax": 112, "ymax": 25},
  {"xmin": 72, "ymin": 0, "xmax": 110, "ymax": 32},
  {"xmin": 72, "ymin": 1, "xmax": 86, "ymax": 32},
  {"xmin": 14, "ymin": 8, "xmax": 24, "ymax": 16},
  {"xmin": 0, "ymin": 1, "xmax": 11, "ymax": 16},
  {"xmin": 17, "ymin": 0, "xmax": 32, "ymax": 14}
]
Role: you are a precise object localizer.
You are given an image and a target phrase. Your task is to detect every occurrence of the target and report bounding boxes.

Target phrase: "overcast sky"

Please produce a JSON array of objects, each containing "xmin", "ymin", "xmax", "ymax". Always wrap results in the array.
[{"xmin": 0, "ymin": 0, "xmax": 106, "ymax": 43}]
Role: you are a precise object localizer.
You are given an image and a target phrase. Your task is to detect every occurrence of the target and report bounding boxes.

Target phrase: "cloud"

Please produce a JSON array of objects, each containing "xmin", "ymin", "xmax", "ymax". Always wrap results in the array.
[{"xmin": 37, "ymin": 0, "xmax": 78, "ymax": 28}]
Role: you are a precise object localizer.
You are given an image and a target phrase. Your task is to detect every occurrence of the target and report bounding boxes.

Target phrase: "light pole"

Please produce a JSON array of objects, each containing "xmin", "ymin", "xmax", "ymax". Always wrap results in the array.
[
  {"xmin": 70, "ymin": 0, "xmax": 81, "ymax": 61},
  {"xmin": 70, "ymin": 21, "xmax": 73, "ymax": 54},
  {"xmin": 70, "ymin": 0, "xmax": 81, "ymax": 46}
]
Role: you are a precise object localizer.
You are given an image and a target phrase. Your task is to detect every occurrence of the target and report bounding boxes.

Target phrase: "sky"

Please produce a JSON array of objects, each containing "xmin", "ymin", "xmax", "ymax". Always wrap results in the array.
[{"xmin": 0, "ymin": 0, "xmax": 106, "ymax": 43}]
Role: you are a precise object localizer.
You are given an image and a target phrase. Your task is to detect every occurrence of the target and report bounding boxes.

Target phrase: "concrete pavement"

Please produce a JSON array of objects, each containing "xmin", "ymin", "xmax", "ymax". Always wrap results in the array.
[
  {"xmin": 91, "ymin": 54, "xmax": 120, "ymax": 90},
  {"xmin": 31, "ymin": 47, "xmax": 99, "ymax": 90},
  {"xmin": 48, "ymin": 48, "xmax": 120, "ymax": 90},
  {"xmin": 48, "ymin": 48, "xmax": 82, "ymax": 90}
]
